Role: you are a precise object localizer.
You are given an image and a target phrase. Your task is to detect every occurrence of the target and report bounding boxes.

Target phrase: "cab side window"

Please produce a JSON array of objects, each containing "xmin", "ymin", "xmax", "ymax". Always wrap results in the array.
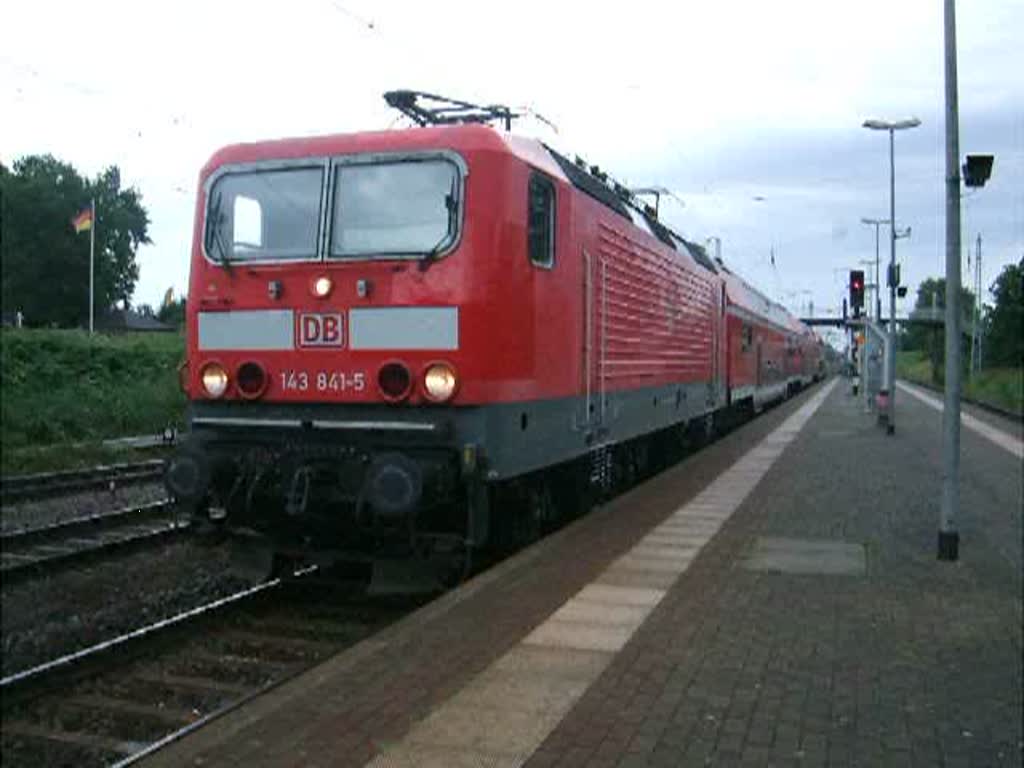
[{"xmin": 528, "ymin": 174, "xmax": 555, "ymax": 268}]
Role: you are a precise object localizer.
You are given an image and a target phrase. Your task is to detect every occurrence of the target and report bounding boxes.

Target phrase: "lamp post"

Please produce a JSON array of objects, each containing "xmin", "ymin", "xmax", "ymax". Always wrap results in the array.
[
  {"xmin": 860, "ymin": 217, "xmax": 890, "ymax": 321},
  {"xmin": 862, "ymin": 116, "xmax": 921, "ymax": 435},
  {"xmin": 859, "ymin": 259, "xmax": 878, "ymax": 322}
]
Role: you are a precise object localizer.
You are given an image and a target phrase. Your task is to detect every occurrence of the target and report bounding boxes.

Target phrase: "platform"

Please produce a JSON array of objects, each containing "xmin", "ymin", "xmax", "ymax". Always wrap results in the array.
[{"xmin": 141, "ymin": 379, "xmax": 1023, "ymax": 768}]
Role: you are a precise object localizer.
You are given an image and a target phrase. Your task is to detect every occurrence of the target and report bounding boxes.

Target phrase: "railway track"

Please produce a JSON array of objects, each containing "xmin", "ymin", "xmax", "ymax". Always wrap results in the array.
[
  {"xmin": 0, "ymin": 499, "xmax": 187, "ymax": 585},
  {"xmin": 1, "ymin": 460, "xmax": 166, "ymax": 505},
  {"xmin": 0, "ymin": 570, "xmax": 418, "ymax": 767}
]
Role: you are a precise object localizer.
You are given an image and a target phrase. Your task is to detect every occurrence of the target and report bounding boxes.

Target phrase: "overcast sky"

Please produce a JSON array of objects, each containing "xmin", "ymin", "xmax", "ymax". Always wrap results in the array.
[{"xmin": 3, "ymin": 0, "xmax": 1021, "ymax": 346}]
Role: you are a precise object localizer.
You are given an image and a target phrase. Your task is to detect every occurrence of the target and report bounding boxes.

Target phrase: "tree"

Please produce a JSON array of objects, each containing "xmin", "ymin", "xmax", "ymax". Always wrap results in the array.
[
  {"xmin": 904, "ymin": 277, "xmax": 976, "ymax": 384},
  {"xmin": 158, "ymin": 297, "xmax": 186, "ymax": 328},
  {"xmin": 0, "ymin": 155, "xmax": 150, "ymax": 327},
  {"xmin": 984, "ymin": 257, "xmax": 1023, "ymax": 367}
]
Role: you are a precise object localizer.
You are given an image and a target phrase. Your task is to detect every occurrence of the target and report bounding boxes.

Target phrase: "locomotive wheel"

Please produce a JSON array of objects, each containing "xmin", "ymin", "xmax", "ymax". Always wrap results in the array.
[
  {"xmin": 228, "ymin": 534, "xmax": 278, "ymax": 582},
  {"xmin": 550, "ymin": 459, "xmax": 593, "ymax": 521},
  {"xmin": 269, "ymin": 553, "xmax": 300, "ymax": 579},
  {"xmin": 702, "ymin": 413, "xmax": 716, "ymax": 443},
  {"xmin": 523, "ymin": 482, "xmax": 555, "ymax": 543}
]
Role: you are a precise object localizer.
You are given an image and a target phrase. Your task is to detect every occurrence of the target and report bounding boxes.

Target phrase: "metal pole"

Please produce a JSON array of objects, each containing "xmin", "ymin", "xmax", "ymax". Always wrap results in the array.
[
  {"xmin": 861, "ymin": 321, "xmax": 869, "ymax": 411},
  {"xmin": 884, "ymin": 130, "xmax": 897, "ymax": 434},
  {"xmin": 89, "ymin": 197, "xmax": 95, "ymax": 335},
  {"xmin": 976, "ymin": 234, "xmax": 983, "ymax": 370},
  {"xmin": 939, "ymin": 0, "xmax": 961, "ymax": 561},
  {"xmin": 875, "ymin": 223, "xmax": 882, "ymax": 320}
]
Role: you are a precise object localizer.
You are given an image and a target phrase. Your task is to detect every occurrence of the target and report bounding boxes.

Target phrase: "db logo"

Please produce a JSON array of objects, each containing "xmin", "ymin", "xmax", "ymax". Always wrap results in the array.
[{"xmin": 298, "ymin": 313, "xmax": 345, "ymax": 347}]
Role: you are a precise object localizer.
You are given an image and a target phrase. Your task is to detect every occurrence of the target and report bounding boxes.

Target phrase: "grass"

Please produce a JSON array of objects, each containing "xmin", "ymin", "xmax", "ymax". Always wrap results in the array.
[
  {"xmin": 1, "ymin": 328, "xmax": 186, "ymax": 474},
  {"xmin": 897, "ymin": 349, "xmax": 1023, "ymax": 417},
  {"xmin": 4, "ymin": 443, "xmax": 174, "ymax": 476}
]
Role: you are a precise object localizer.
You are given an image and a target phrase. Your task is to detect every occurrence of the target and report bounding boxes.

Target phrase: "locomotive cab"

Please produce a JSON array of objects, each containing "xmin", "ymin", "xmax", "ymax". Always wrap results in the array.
[{"xmin": 165, "ymin": 123, "xmax": 574, "ymax": 580}]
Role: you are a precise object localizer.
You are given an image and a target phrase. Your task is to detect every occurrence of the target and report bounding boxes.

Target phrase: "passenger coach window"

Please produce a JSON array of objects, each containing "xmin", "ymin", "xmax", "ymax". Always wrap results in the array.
[{"xmin": 528, "ymin": 174, "xmax": 555, "ymax": 268}]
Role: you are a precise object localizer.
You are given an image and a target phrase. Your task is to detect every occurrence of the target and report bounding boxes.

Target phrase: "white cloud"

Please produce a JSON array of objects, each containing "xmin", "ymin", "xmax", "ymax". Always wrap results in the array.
[{"xmin": 2, "ymin": 0, "xmax": 1020, "ymax": 313}]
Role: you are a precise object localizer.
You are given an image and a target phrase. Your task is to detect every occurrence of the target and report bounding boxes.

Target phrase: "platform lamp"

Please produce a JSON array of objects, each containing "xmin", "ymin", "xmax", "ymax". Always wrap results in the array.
[
  {"xmin": 862, "ymin": 116, "xmax": 921, "ymax": 436},
  {"xmin": 860, "ymin": 218, "xmax": 890, "ymax": 321}
]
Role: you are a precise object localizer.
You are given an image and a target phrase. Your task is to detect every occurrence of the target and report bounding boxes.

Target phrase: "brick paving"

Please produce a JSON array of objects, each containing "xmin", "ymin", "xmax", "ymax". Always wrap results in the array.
[
  {"xmin": 142, "ymin": 381, "xmax": 822, "ymax": 768},
  {"xmin": 525, "ymin": 383, "xmax": 1022, "ymax": 768},
  {"xmin": 142, "ymin": 381, "xmax": 1022, "ymax": 767}
]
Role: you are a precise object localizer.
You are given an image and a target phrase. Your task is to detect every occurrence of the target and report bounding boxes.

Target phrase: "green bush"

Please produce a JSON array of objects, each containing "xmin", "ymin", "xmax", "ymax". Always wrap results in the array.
[
  {"xmin": 898, "ymin": 350, "xmax": 1023, "ymax": 416},
  {"xmin": 1, "ymin": 328, "xmax": 186, "ymax": 451}
]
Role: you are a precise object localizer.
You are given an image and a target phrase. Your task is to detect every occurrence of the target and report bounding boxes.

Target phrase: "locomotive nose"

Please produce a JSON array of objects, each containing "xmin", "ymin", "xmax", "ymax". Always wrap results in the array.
[
  {"xmin": 164, "ymin": 446, "xmax": 210, "ymax": 503},
  {"xmin": 363, "ymin": 453, "xmax": 422, "ymax": 521}
]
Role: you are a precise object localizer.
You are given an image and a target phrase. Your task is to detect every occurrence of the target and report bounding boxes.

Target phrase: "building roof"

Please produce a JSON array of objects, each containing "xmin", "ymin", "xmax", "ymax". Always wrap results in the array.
[{"xmin": 97, "ymin": 309, "xmax": 175, "ymax": 332}]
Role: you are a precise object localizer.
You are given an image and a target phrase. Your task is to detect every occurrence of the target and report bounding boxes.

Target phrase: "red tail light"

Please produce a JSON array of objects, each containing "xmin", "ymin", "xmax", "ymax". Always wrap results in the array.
[
  {"xmin": 377, "ymin": 362, "xmax": 412, "ymax": 402},
  {"xmin": 236, "ymin": 361, "xmax": 268, "ymax": 399}
]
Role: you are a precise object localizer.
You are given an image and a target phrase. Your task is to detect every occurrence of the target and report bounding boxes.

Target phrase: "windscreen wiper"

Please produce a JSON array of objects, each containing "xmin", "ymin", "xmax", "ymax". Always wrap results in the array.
[
  {"xmin": 206, "ymin": 192, "xmax": 233, "ymax": 271},
  {"xmin": 418, "ymin": 177, "xmax": 458, "ymax": 273}
]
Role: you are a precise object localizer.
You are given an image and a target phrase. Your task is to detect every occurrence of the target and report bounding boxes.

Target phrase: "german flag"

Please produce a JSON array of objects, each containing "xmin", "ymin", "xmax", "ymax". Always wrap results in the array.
[{"xmin": 72, "ymin": 207, "xmax": 93, "ymax": 233}]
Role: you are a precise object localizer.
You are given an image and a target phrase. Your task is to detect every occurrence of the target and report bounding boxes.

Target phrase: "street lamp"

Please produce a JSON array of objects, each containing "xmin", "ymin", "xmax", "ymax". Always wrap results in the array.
[
  {"xmin": 863, "ymin": 116, "xmax": 921, "ymax": 435},
  {"xmin": 860, "ymin": 217, "xmax": 890, "ymax": 321}
]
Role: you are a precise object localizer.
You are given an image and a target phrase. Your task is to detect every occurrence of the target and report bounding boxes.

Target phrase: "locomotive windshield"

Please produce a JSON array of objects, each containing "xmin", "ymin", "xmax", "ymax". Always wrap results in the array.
[
  {"xmin": 204, "ymin": 157, "xmax": 460, "ymax": 264},
  {"xmin": 329, "ymin": 159, "xmax": 458, "ymax": 258},
  {"xmin": 205, "ymin": 166, "xmax": 323, "ymax": 263}
]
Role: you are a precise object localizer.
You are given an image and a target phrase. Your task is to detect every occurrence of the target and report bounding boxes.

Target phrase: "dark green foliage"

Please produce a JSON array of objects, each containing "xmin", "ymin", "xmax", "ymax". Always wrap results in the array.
[
  {"xmin": 0, "ymin": 329, "xmax": 185, "ymax": 450},
  {"xmin": 903, "ymin": 277, "xmax": 976, "ymax": 351},
  {"xmin": 0, "ymin": 155, "xmax": 150, "ymax": 327},
  {"xmin": 984, "ymin": 257, "xmax": 1023, "ymax": 367},
  {"xmin": 899, "ymin": 350, "xmax": 1023, "ymax": 416},
  {"xmin": 902, "ymin": 276, "xmax": 977, "ymax": 383},
  {"xmin": 158, "ymin": 297, "xmax": 186, "ymax": 328}
]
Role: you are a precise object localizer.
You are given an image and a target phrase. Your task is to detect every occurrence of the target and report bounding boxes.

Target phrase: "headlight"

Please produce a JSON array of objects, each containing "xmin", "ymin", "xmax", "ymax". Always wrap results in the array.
[
  {"xmin": 200, "ymin": 362, "xmax": 229, "ymax": 398},
  {"xmin": 312, "ymin": 276, "xmax": 333, "ymax": 298},
  {"xmin": 423, "ymin": 362, "xmax": 458, "ymax": 402}
]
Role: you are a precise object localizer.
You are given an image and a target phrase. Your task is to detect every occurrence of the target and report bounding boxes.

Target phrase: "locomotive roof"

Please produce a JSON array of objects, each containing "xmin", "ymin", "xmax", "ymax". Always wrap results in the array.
[
  {"xmin": 201, "ymin": 123, "xmax": 565, "ymax": 182},
  {"xmin": 721, "ymin": 269, "xmax": 809, "ymax": 334},
  {"xmin": 203, "ymin": 123, "xmax": 808, "ymax": 334},
  {"xmin": 202, "ymin": 124, "xmax": 718, "ymax": 272}
]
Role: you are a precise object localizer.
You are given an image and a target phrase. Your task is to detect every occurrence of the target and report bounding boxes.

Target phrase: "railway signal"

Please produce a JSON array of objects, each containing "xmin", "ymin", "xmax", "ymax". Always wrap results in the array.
[{"xmin": 849, "ymin": 270, "xmax": 865, "ymax": 316}]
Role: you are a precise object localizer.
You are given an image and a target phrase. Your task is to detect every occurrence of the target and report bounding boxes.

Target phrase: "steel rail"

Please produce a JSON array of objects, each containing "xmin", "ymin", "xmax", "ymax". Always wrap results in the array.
[
  {"xmin": 2, "ymin": 566, "xmax": 326, "ymax": 767},
  {"xmin": 1, "ymin": 498, "xmax": 175, "ymax": 545},
  {"xmin": 0, "ymin": 573, "xmax": 302, "ymax": 690},
  {"xmin": 1, "ymin": 500, "xmax": 188, "ymax": 585},
  {"xmin": 2, "ymin": 460, "xmax": 166, "ymax": 504}
]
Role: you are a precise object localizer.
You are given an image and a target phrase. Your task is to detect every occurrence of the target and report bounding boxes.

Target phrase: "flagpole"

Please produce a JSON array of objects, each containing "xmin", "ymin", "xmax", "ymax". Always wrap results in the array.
[{"xmin": 89, "ymin": 197, "xmax": 95, "ymax": 335}]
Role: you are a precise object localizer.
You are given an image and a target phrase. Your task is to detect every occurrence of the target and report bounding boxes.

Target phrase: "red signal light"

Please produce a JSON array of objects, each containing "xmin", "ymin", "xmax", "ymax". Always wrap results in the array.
[{"xmin": 849, "ymin": 270, "xmax": 865, "ymax": 310}]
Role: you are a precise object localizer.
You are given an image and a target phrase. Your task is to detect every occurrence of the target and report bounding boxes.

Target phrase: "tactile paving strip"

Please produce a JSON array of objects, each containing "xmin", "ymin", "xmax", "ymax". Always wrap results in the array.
[{"xmin": 366, "ymin": 380, "xmax": 837, "ymax": 768}]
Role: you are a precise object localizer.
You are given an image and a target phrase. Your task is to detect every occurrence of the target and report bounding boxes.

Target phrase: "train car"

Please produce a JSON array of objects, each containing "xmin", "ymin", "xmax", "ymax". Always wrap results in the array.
[
  {"xmin": 163, "ymin": 91, "xmax": 818, "ymax": 582},
  {"xmin": 719, "ymin": 268, "xmax": 815, "ymax": 410}
]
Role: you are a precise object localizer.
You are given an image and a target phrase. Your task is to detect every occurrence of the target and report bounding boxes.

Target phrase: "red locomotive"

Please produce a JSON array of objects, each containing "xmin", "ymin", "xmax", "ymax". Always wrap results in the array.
[{"xmin": 164, "ymin": 91, "xmax": 823, "ymax": 582}]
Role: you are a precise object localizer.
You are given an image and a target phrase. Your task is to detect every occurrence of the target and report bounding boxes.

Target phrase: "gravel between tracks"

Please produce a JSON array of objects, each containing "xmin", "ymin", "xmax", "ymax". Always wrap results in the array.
[
  {"xmin": 1, "ymin": 537, "xmax": 257, "ymax": 677},
  {"xmin": 1, "ymin": 482, "xmax": 170, "ymax": 535}
]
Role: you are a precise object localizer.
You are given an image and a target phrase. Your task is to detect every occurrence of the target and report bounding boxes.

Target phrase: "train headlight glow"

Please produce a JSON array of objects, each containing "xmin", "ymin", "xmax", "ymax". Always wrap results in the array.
[
  {"xmin": 423, "ymin": 362, "xmax": 458, "ymax": 402},
  {"xmin": 200, "ymin": 362, "xmax": 229, "ymax": 398},
  {"xmin": 312, "ymin": 276, "xmax": 333, "ymax": 298}
]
